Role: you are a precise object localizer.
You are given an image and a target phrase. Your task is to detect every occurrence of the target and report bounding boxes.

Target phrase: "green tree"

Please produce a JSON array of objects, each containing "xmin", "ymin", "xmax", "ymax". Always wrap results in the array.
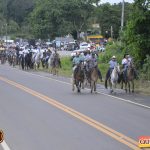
[
  {"xmin": 62, "ymin": 0, "xmax": 97, "ymax": 38},
  {"xmin": 30, "ymin": 0, "xmax": 99, "ymax": 39},
  {"xmin": 94, "ymin": 2, "xmax": 132, "ymax": 38},
  {"xmin": 123, "ymin": 0, "xmax": 150, "ymax": 63},
  {"xmin": 30, "ymin": 0, "xmax": 70, "ymax": 39}
]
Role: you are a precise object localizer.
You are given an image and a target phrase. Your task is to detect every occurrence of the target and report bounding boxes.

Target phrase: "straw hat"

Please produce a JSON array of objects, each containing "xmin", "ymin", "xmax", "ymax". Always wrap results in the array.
[{"xmin": 112, "ymin": 55, "xmax": 116, "ymax": 59}]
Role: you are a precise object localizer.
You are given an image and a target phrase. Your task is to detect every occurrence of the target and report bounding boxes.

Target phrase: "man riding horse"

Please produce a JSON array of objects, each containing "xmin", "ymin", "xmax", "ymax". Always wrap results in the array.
[
  {"xmin": 72, "ymin": 52, "xmax": 84, "ymax": 92},
  {"xmin": 85, "ymin": 52, "xmax": 103, "ymax": 83},
  {"xmin": 50, "ymin": 49, "xmax": 61, "ymax": 75},
  {"xmin": 105, "ymin": 56, "xmax": 118, "ymax": 89},
  {"xmin": 72, "ymin": 52, "xmax": 82, "ymax": 79}
]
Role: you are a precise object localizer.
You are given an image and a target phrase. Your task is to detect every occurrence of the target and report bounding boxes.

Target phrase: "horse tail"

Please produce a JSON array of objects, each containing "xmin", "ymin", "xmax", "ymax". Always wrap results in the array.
[{"xmin": 118, "ymin": 73, "xmax": 122, "ymax": 83}]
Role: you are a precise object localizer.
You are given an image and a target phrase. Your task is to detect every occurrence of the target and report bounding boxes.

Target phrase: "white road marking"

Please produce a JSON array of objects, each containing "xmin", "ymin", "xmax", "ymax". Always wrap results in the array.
[
  {"xmin": 7, "ymin": 66, "xmax": 150, "ymax": 109},
  {"xmin": 1, "ymin": 140, "xmax": 11, "ymax": 150}
]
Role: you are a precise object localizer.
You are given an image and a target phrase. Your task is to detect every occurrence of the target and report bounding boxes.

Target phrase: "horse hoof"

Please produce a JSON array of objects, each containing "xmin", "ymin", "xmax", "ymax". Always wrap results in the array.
[
  {"xmin": 132, "ymin": 90, "xmax": 134, "ymax": 93},
  {"xmin": 110, "ymin": 89, "xmax": 113, "ymax": 93}
]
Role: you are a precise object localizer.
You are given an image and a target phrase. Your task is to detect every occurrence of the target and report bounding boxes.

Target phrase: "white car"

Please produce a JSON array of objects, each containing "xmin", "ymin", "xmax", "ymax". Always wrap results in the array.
[
  {"xmin": 71, "ymin": 49, "xmax": 85, "ymax": 57},
  {"xmin": 80, "ymin": 42, "xmax": 91, "ymax": 50}
]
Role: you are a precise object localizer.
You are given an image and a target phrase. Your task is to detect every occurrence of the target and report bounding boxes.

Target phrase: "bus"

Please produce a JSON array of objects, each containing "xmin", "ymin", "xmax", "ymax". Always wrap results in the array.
[{"xmin": 87, "ymin": 35, "xmax": 104, "ymax": 45}]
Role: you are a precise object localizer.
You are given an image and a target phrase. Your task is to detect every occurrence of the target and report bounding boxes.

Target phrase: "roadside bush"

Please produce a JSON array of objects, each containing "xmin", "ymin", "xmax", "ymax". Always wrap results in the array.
[
  {"xmin": 98, "ymin": 41, "xmax": 124, "ymax": 64},
  {"xmin": 140, "ymin": 55, "xmax": 150, "ymax": 81}
]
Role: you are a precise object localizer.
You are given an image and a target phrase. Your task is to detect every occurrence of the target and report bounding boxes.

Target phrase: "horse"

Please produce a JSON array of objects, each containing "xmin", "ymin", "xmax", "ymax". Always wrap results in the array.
[
  {"xmin": 50, "ymin": 53, "xmax": 61, "ymax": 75},
  {"xmin": 108, "ymin": 64, "xmax": 120, "ymax": 93},
  {"xmin": 120, "ymin": 63, "xmax": 135, "ymax": 93},
  {"xmin": 24, "ymin": 52, "xmax": 33, "ymax": 70},
  {"xmin": 72, "ymin": 62, "xmax": 85, "ymax": 93},
  {"xmin": 11, "ymin": 54, "xmax": 17, "ymax": 67},
  {"xmin": 32, "ymin": 52, "xmax": 42, "ymax": 70},
  {"xmin": 90, "ymin": 67, "xmax": 99, "ymax": 93}
]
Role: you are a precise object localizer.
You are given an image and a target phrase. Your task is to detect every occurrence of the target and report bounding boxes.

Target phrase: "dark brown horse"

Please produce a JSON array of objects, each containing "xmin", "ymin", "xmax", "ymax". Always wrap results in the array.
[
  {"xmin": 120, "ymin": 63, "xmax": 135, "ymax": 93},
  {"xmin": 72, "ymin": 62, "xmax": 85, "ymax": 93}
]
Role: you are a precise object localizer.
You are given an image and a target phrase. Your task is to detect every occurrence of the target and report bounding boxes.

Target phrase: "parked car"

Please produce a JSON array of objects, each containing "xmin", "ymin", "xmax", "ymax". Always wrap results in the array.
[
  {"xmin": 80, "ymin": 42, "xmax": 91, "ymax": 50},
  {"xmin": 71, "ymin": 49, "xmax": 85, "ymax": 57}
]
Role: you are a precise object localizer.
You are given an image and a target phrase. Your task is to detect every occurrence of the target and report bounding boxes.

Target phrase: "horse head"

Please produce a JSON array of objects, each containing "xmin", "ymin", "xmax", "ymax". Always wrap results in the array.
[{"xmin": 113, "ymin": 64, "xmax": 120, "ymax": 75}]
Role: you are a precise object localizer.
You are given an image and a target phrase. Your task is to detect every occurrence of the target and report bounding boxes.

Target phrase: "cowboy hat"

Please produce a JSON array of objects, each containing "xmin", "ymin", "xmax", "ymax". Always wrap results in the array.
[{"xmin": 112, "ymin": 56, "xmax": 116, "ymax": 59}]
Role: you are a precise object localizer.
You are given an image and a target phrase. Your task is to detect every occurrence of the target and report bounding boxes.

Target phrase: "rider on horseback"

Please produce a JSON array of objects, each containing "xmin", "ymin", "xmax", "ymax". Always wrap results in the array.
[
  {"xmin": 121, "ymin": 54, "xmax": 129, "ymax": 81},
  {"xmin": 123, "ymin": 54, "xmax": 138, "ymax": 80},
  {"xmin": 85, "ymin": 52, "xmax": 103, "ymax": 82},
  {"xmin": 72, "ymin": 52, "xmax": 82, "ymax": 70},
  {"xmin": 105, "ymin": 56, "xmax": 118, "ymax": 89}
]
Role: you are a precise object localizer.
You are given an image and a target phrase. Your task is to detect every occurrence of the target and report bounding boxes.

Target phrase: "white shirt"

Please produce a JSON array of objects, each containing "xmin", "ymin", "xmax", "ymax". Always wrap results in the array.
[{"xmin": 122, "ymin": 58, "xmax": 128, "ymax": 65}]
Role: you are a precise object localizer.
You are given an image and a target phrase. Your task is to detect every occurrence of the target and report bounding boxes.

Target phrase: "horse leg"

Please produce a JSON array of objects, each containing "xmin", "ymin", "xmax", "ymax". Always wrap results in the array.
[
  {"xmin": 56, "ymin": 68, "xmax": 59, "ymax": 76},
  {"xmin": 109, "ymin": 79, "xmax": 113, "ymax": 93},
  {"xmin": 72, "ymin": 78, "xmax": 75, "ymax": 91},
  {"xmin": 76, "ymin": 81, "xmax": 80, "ymax": 93},
  {"xmin": 54, "ymin": 68, "xmax": 56, "ymax": 75},
  {"xmin": 121, "ymin": 80, "xmax": 123, "ymax": 89},
  {"xmin": 124, "ymin": 81, "xmax": 127, "ymax": 93},
  {"xmin": 128, "ymin": 82, "xmax": 131, "ymax": 93},
  {"xmin": 105, "ymin": 79, "xmax": 108, "ymax": 89},
  {"xmin": 38, "ymin": 63, "xmax": 40, "ymax": 69},
  {"xmin": 81, "ymin": 81, "xmax": 84, "ymax": 89},
  {"xmin": 94, "ymin": 82, "xmax": 97, "ymax": 93},
  {"xmin": 112, "ymin": 82, "xmax": 114, "ymax": 93},
  {"xmin": 91, "ymin": 81, "xmax": 94, "ymax": 93},
  {"xmin": 132, "ymin": 80, "xmax": 134, "ymax": 93}
]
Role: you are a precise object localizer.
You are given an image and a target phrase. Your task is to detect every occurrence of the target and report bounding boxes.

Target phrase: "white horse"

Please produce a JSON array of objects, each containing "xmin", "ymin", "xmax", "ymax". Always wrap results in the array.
[
  {"xmin": 109, "ymin": 64, "xmax": 120, "ymax": 93},
  {"xmin": 32, "ymin": 51, "xmax": 42, "ymax": 70}
]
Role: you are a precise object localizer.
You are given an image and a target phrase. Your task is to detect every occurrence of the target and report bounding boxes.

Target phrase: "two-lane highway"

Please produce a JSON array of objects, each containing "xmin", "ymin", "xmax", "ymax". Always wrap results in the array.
[{"xmin": 0, "ymin": 64, "xmax": 150, "ymax": 150}]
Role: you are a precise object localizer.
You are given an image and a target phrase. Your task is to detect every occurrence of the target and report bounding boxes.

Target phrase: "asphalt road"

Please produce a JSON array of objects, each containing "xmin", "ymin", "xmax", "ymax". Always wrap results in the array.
[{"xmin": 0, "ymin": 64, "xmax": 150, "ymax": 150}]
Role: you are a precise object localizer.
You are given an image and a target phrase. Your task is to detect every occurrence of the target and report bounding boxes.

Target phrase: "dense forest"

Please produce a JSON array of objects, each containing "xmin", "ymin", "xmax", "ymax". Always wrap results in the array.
[{"xmin": 0, "ymin": 0, "xmax": 132, "ymax": 39}]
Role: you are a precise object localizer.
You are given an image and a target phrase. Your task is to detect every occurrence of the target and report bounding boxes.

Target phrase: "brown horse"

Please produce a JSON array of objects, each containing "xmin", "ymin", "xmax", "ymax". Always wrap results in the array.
[
  {"xmin": 50, "ymin": 53, "xmax": 61, "ymax": 76},
  {"xmin": 120, "ymin": 63, "xmax": 135, "ymax": 93},
  {"xmin": 90, "ymin": 67, "xmax": 99, "ymax": 93},
  {"xmin": 72, "ymin": 62, "xmax": 85, "ymax": 93}
]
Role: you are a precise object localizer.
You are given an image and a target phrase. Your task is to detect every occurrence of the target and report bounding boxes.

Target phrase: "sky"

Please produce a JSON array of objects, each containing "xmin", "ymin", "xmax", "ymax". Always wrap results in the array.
[{"xmin": 100, "ymin": 0, "xmax": 134, "ymax": 4}]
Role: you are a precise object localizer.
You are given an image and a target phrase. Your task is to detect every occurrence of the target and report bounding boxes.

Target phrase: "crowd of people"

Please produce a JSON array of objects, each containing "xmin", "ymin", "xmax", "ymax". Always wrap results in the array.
[{"xmin": 0, "ymin": 40, "xmax": 138, "ymax": 92}]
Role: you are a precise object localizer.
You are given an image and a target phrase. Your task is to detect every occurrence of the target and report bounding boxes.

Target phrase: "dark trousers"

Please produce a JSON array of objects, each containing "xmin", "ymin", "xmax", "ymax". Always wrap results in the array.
[
  {"xmin": 105, "ymin": 68, "xmax": 113, "ymax": 80},
  {"xmin": 98, "ymin": 69, "xmax": 102, "ymax": 80}
]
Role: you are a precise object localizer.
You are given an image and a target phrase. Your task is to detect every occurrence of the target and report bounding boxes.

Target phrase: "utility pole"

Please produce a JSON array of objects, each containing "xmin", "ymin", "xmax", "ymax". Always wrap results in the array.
[{"xmin": 121, "ymin": 0, "xmax": 125, "ymax": 31}]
